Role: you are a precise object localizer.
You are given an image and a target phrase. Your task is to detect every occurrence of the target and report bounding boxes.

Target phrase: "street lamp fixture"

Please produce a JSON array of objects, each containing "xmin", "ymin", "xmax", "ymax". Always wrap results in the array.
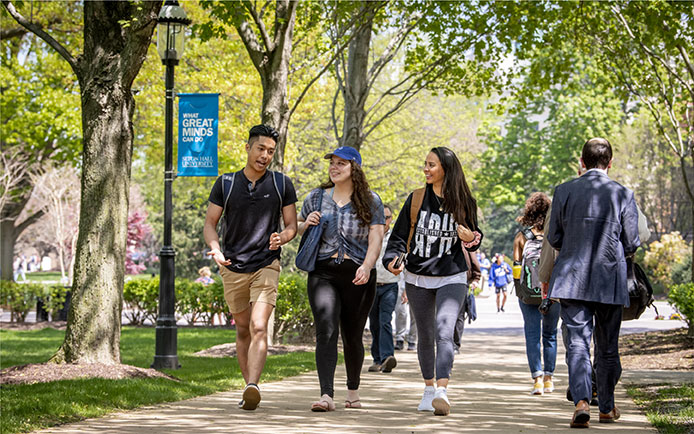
[{"xmin": 152, "ymin": 0, "xmax": 191, "ymax": 371}]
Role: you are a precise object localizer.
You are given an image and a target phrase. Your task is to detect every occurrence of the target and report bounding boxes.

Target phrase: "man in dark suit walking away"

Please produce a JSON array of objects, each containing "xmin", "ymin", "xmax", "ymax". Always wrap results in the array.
[{"xmin": 546, "ymin": 138, "xmax": 640, "ymax": 428}]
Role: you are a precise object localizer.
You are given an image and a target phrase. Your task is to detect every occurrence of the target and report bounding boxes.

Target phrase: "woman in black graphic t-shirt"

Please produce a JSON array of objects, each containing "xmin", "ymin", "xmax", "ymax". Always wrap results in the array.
[{"xmin": 383, "ymin": 147, "xmax": 482, "ymax": 416}]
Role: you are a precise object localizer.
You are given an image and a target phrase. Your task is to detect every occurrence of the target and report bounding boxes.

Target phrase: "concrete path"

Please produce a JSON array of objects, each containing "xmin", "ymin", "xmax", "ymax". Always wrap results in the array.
[{"xmin": 36, "ymin": 296, "xmax": 683, "ymax": 433}]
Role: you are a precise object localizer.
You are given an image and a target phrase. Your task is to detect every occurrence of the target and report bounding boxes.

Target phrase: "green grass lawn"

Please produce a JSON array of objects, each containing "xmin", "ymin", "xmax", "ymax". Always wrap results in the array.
[
  {"xmin": 0, "ymin": 326, "xmax": 316, "ymax": 433},
  {"xmin": 627, "ymin": 383, "xmax": 694, "ymax": 433}
]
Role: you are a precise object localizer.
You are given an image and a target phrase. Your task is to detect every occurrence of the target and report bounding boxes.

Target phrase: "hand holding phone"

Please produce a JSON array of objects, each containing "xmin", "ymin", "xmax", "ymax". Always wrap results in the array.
[{"xmin": 393, "ymin": 252, "xmax": 407, "ymax": 269}]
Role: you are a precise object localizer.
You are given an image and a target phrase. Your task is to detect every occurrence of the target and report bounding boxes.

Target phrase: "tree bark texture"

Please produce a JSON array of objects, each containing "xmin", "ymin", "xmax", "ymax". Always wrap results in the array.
[
  {"xmin": 338, "ymin": 7, "xmax": 376, "ymax": 151},
  {"xmin": 50, "ymin": 1, "xmax": 160, "ymax": 364},
  {"xmin": 236, "ymin": 0, "xmax": 297, "ymax": 170}
]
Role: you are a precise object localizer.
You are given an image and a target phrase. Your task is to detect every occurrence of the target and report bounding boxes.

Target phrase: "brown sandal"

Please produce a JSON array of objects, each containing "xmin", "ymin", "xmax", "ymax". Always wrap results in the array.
[{"xmin": 345, "ymin": 399, "xmax": 362, "ymax": 408}]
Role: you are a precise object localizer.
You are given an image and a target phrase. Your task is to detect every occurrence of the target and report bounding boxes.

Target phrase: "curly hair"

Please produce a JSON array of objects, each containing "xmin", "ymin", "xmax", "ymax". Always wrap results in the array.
[
  {"xmin": 517, "ymin": 192, "xmax": 551, "ymax": 229},
  {"xmin": 320, "ymin": 161, "xmax": 373, "ymax": 226}
]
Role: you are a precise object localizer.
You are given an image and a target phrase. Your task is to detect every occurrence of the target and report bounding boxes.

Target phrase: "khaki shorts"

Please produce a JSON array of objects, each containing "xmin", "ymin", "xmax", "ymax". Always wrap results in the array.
[{"xmin": 219, "ymin": 259, "xmax": 280, "ymax": 314}]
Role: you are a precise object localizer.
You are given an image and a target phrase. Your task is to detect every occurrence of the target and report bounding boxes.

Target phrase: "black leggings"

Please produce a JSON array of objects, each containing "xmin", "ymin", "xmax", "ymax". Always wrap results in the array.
[{"xmin": 308, "ymin": 258, "xmax": 376, "ymax": 398}]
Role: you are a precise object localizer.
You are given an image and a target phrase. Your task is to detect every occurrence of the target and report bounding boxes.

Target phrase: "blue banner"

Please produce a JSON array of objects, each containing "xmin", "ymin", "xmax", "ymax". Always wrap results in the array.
[{"xmin": 177, "ymin": 93, "xmax": 219, "ymax": 177}]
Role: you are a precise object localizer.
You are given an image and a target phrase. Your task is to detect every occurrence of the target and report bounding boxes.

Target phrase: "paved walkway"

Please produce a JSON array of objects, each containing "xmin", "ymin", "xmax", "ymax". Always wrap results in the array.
[{"xmin": 37, "ymin": 296, "xmax": 684, "ymax": 433}]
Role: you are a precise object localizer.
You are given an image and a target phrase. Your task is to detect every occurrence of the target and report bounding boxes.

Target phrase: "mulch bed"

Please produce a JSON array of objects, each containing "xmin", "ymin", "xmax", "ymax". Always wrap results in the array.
[
  {"xmin": 0, "ymin": 363, "xmax": 177, "ymax": 385},
  {"xmin": 620, "ymin": 327, "xmax": 694, "ymax": 371},
  {"xmin": 193, "ymin": 342, "xmax": 313, "ymax": 358}
]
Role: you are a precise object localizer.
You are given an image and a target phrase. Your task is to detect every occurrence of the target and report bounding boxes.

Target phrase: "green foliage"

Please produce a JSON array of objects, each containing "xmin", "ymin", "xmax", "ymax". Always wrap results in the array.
[
  {"xmin": 671, "ymin": 251, "xmax": 693, "ymax": 287},
  {"xmin": 0, "ymin": 281, "xmax": 49, "ymax": 322},
  {"xmin": 0, "ymin": 327, "xmax": 315, "ymax": 434},
  {"xmin": 643, "ymin": 232, "xmax": 691, "ymax": 293},
  {"xmin": 122, "ymin": 278, "xmax": 159, "ymax": 325},
  {"xmin": 274, "ymin": 273, "xmax": 313, "ymax": 343},
  {"xmin": 627, "ymin": 382, "xmax": 694, "ymax": 434},
  {"xmin": 175, "ymin": 278, "xmax": 228, "ymax": 326},
  {"xmin": 668, "ymin": 283, "xmax": 694, "ymax": 336},
  {"xmin": 41, "ymin": 284, "xmax": 68, "ymax": 317}
]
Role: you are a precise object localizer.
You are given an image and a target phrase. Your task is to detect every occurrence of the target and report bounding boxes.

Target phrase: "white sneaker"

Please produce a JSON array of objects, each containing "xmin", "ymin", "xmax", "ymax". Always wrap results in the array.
[
  {"xmin": 432, "ymin": 387, "xmax": 451, "ymax": 416},
  {"xmin": 417, "ymin": 386, "xmax": 435, "ymax": 411}
]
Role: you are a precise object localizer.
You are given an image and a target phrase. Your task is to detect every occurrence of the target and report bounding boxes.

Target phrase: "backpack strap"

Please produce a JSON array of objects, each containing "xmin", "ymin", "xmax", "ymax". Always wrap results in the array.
[
  {"xmin": 406, "ymin": 188, "xmax": 426, "ymax": 254},
  {"xmin": 271, "ymin": 170, "xmax": 285, "ymax": 232},
  {"xmin": 221, "ymin": 172, "xmax": 236, "ymax": 217}
]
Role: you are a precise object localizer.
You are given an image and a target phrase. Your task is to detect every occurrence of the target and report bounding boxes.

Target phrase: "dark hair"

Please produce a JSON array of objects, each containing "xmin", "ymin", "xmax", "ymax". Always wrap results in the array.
[
  {"xmin": 248, "ymin": 124, "xmax": 279, "ymax": 145},
  {"xmin": 581, "ymin": 138, "xmax": 612, "ymax": 170},
  {"xmin": 430, "ymin": 147, "xmax": 478, "ymax": 230},
  {"xmin": 517, "ymin": 192, "xmax": 551, "ymax": 229},
  {"xmin": 320, "ymin": 161, "xmax": 373, "ymax": 226}
]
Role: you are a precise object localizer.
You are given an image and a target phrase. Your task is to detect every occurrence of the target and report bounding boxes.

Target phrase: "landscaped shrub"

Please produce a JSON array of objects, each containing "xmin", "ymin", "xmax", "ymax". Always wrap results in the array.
[
  {"xmin": 274, "ymin": 273, "xmax": 313, "ymax": 342},
  {"xmin": 668, "ymin": 283, "xmax": 694, "ymax": 337},
  {"xmin": 176, "ymin": 278, "xmax": 208, "ymax": 325},
  {"xmin": 643, "ymin": 232, "xmax": 690, "ymax": 294},
  {"xmin": 42, "ymin": 285, "xmax": 68, "ymax": 319},
  {"xmin": 123, "ymin": 278, "xmax": 159, "ymax": 325},
  {"xmin": 670, "ymin": 250, "xmax": 692, "ymax": 286},
  {"xmin": 0, "ymin": 280, "xmax": 44, "ymax": 322},
  {"xmin": 208, "ymin": 278, "xmax": 231, "ymax": 326}
]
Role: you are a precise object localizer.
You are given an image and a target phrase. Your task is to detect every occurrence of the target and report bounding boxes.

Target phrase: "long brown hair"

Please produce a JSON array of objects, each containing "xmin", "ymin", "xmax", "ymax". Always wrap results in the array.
[
  {"xmin": 320, "ymin": 161, "xmax": 373, "ymax": 226},
  {"xmin": 431, "ymin": 147, "xmax": 478, "ymax": 230}
]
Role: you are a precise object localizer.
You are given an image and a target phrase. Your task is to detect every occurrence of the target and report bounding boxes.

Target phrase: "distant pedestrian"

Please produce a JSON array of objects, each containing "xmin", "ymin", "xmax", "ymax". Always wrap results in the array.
[
  {"xmin": 393, "ymin": 280, "xmax": 417, "ymax": 351},
  {"xmin": 490, "ymin": 254, "xmax": 511, "ymax": 312},
  {"xmin": 195, "ymin": 266, "xmax": 215, "ymax": 286},
  {"xmin": 203, "ymin": 124, "xmax": 298, "ymax": 411},
  {"xmin": 478, "ymin": 252, "xmax": 491, "ymax": 290},
  {"xmin": 297, "ymin": 146, "xmax": 385, "ymax": 412},
  {"xmin": 13, "ymin": 256, "xmax": 27, "ymax": 282},
  {"xmin": 368, "ymin": 204, "xmax": 399, "ymax": 374},
  {"xmin": 384, "ymin": 147, "xmax": 482, "ymax": 416}
]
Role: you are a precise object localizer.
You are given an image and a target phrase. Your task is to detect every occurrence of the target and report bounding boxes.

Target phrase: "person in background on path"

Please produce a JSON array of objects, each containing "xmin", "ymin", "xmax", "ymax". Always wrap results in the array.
[
  {"xmin": 453, "ymin": 248, "xmax": 481, "ymax": 354},
  {"xmin": 384, "ymin": 147, "xmax": 483, "ymax": 416},
  {"xmin": 368, "ymin": 204, "xmax": 399, "ymax": 373},
  {"xmin": 545, "ymin": 138, "xmax": 640, "ymax": 428},
  {"xmin": 394, "ymin": 276, "xmax": 417, "ymax": 351},
  {"xmin": 203, "ymin": 124, "xmax": 298, "ymax": 411},
  {"xmin": 13, "ymin": 255, "xmax": 27, "ymax": 282},
  {"xmin": 297, "ymin": 146, "xmax": 385, "ymax": 412},
  {"xmin": 490, "ymin": 254, "xmax": 511, "ymax": 312},
  {"xmin": 478, "ymin": 252, "xmax": 491, "ymax": 291},
  {"xmin": 195, "ymin": 266, "xmax": 215, "ymax": 286},
  {"xmin": 512, "ymin": 192, "xmax": 560, "ymax": 396}
]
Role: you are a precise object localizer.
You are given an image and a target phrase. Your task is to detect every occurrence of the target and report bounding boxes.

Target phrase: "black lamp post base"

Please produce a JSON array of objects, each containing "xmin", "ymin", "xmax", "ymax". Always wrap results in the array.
[{"xmin": 151, "ymin": 355, "xmax": 180, "ymax": 370}]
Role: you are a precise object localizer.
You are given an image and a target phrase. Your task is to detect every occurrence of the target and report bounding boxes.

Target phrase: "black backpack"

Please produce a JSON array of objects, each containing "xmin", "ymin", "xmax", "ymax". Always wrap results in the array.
[
  {"xmin": 517, "ymin": 228, "xmax": 543, "ymax": 305},
  {"xmin": 623, "ymin": 259, "xmax": 657, "ymax": 321}
]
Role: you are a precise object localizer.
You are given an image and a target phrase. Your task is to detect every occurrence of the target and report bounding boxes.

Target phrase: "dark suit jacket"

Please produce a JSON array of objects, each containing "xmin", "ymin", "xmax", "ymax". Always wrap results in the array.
[{"xmin": 547, "ymin": 170, "xmax": 640, "ymax": 305}]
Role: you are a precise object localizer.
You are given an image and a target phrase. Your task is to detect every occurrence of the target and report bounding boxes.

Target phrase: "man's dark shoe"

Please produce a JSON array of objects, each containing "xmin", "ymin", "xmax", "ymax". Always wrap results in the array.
[
  {"xmin": 394, "ymin": 340, "xmax": 404, "ymax": 351},
  {"xmin": 242, "ymin": 383, "xmax": 261, "ymax": 410},
  {"xmin": 368, "ymin": 362, "xmax": 381, "ymax": 372},
  {"xmin": 407, "ymin": 342, "xmax": 416, "ymax": 351},
  {"xmin": 570, "ymin": 400, "xmax": 590, "ymax": 428},
  {"xmin": 380, "ymin": 355, "xmax": 397, "ymax": 373},
  {"xmin": 599, "ymin": 407, "xmax": 621, "ymax": 423},
  {"xmin": 590, "ymin": 389, "xmax": 599, "ymax": 406}
]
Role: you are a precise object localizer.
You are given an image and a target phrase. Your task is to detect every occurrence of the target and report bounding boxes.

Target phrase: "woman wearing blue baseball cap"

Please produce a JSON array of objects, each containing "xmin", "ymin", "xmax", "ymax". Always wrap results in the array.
[{"xmin": 297, "ymin": 146, "xmax": 385, "ymax": 412}]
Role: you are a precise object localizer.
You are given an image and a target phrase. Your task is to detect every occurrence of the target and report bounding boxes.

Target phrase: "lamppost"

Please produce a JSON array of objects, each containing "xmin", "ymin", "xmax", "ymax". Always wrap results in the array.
[{"xmin": 152, "ymin": 0, "xmax": 190, "ymax": 370}]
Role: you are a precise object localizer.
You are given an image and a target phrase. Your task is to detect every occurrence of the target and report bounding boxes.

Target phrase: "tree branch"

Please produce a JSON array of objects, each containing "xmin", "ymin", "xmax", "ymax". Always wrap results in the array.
[
  {"xmin": 248, "ymin": 0, "xmax": 273, "ymax": 52},
  {"xmin": 236, "ymin": 20, "xmax": 267, "ymax": 71},
  {"xmin": 15, "ymin": 209, "xmax": 45, "ymax": 236},
  {"xmin": 2, "ymin": 1, "xmax": 79, "ymax": 74}
]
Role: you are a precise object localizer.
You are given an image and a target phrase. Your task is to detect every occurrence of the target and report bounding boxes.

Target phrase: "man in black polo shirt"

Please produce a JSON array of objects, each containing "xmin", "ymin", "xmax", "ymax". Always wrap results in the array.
[{"xmin": 204, "ymin": 124, "xmax": 298, "ymax": 411}]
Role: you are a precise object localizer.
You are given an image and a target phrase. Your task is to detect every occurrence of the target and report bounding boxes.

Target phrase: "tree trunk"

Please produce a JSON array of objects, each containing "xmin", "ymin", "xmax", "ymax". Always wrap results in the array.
[
  {"xmin": 261, "ymin": 68, "xmax": 291, "ymax": 171},
  {"xmin": 0, "ymin": 219, "xmax": 18, "ymax": 281},
  {"xmin": 339, "ymin": 9, "xmax": 374, "ymax": 151},
  {"xmin": 51, "ymin": 1, "xmax": 159, "ymax": 364}
]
